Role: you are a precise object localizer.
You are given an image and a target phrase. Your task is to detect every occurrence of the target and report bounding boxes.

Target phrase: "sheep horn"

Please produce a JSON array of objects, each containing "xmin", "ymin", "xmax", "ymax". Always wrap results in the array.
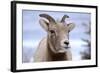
[
  {"xmin": 61, "ymin": 15, "xmax": 69, "ymax": 22},
  {"xmin": 39, "ymin": 14, "xmax": 56, "ymax": 24}
]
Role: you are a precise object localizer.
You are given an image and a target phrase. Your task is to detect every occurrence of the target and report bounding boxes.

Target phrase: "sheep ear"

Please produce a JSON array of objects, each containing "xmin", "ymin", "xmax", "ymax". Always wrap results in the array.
[
  {"xmin": 67, "ymin": 23, "xmax": 75, "ymax": 32},
  {"xmin": 39, "ymin": 19, "xmax": 49, "ymax": 31}
]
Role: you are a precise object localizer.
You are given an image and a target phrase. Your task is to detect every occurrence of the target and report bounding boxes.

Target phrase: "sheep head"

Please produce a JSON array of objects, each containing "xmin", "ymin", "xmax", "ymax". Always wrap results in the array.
[{"xmin": 39, "ymin": 14, "xmax": 75, "ymax": 54}]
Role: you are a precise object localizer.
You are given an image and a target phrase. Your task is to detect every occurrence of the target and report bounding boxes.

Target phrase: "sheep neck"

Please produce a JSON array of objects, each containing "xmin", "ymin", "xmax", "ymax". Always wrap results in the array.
[{"xmin": 47, "ymin": 36, "xmax": 67, "ymax": 61}]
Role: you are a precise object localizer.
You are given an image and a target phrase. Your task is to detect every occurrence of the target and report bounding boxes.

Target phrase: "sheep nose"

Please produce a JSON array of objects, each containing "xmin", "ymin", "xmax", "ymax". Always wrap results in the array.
[{"xmin": 64, "ymin": 41, "xmax": 69, "ymax": 45}]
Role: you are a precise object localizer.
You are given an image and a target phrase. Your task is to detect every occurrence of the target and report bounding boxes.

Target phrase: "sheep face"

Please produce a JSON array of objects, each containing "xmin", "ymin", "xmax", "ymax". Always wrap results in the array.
[{"xmin": 39, "ymin": 14, "xmax": 75, "ymax": 54}]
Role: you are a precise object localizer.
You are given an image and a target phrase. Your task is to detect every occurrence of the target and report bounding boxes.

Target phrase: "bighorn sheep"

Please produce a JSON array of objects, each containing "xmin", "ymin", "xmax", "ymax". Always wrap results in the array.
[{"xmin": 34, "ymin": 14, "xmax": 75, "ymax": 62}]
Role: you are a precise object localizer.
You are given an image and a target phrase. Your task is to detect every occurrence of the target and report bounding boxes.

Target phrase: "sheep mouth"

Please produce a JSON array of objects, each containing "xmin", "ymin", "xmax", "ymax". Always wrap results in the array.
[
  {"xmin": 61, "ymin": 46, "xmax": 70, "ymax": 49},
  {"xmin": 56, "ymin": 46, "xmax": 70, "ymax": 53},
  {"xmin": 64, "ymin": 46, "xmax": 70, "ymax": 49}
]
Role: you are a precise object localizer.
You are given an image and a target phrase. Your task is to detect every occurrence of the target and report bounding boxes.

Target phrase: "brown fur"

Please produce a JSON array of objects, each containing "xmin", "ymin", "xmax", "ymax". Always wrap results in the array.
[
  {"xmin": 34, "ymin": 38, "xmax": 72, "ymax": 62},
  {"xmin": 34, "ymin": 14, "xmax": 75, "ymax": 62}
]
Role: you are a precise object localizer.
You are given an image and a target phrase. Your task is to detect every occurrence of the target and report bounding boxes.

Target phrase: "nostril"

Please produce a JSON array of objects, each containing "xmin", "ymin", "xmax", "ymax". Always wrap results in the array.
[{"xmin": 64, "ymin": 41, "xmax": 69, "ymax": 45}]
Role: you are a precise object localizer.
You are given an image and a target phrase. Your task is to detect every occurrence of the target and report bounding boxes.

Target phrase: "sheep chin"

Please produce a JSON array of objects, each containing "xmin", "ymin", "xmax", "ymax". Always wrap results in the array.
[{"xmin": 58, "ymin": 49, "xmax": 67, "ymax": 53}]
